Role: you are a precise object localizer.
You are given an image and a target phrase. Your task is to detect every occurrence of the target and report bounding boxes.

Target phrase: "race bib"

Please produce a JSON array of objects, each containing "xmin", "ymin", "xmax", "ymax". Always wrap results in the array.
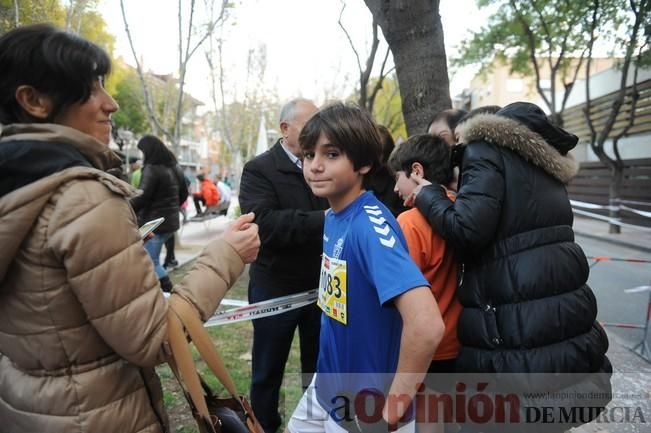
[{"xmin": 318, "ymin": 253, "xmax": 347, "ymax": 325}]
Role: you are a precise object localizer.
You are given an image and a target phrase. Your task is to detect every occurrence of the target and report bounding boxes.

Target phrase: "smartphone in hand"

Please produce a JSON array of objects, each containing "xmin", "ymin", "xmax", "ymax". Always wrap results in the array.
[{"xmin": 139, "ymin": 217, "xmax": 165, "ymax": 239}]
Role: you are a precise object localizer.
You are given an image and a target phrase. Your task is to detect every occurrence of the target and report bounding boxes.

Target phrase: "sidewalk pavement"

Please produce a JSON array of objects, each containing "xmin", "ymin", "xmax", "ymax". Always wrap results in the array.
[
  {"xmin": 171, "ymin": 213, "xmax": 231, "ymax": 268},
  {"xmin": 171, "ymin": 197, "xmax": 242, "ymax": 268},
  {"xmin": 570, "ymin": 216, "xmax": 651, "ymax": 431},
  {"xmin": 573, "ymin": 329, "xmax": 651, "ymax": 433},
  {"xmin": 573, "ymin": 216, "xmax": 651, "ymax": 254}
]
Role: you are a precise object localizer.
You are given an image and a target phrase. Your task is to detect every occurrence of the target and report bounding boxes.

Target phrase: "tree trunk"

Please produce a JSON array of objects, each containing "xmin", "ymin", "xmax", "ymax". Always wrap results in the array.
[
  {"xmin": 609, "ymin": 164, "xmax": 623, "ymax": 234},
  {"xmin": 364, "ymin": 0, "xmax": 451, "ymax": 135}
]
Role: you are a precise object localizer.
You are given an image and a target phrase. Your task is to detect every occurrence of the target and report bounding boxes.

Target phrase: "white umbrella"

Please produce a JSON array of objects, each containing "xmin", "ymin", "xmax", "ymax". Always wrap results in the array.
[{"xmin": 255, "ymin": 115, "xmax": 268, "ymax": 156}]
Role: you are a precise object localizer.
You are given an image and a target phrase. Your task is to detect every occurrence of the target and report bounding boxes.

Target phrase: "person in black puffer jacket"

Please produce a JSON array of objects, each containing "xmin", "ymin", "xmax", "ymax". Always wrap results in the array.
[
  {"xmin": 412, "ymin": 102, "xmax": 612, "ymax": 432},
  {"xmin": 130, "ymin": 135, "xmax": 185, "ymax": 292}
]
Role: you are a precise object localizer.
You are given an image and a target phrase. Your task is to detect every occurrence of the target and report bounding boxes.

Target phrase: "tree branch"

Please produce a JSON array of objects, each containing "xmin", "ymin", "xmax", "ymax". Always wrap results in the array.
[
  {"xmin": 338, "ymin": 2, "xmax": 363, "ymax": 74},
  {"xmin": 584, "ymin": 0, "xmax": 603, "ymax": 161},
  {"xmin": 368, "ymin": 46, "xmax": 392, "ymax": 114},
  {"xmin": 530, "ymin": 0, "xmax": 553, "ymax": 58},
  {"xmin": 597, "ymin": 0, "xmax": 645, "ymax": 148},
  {"xmin": 613, "ymin": 17, "xmax": 648, "ymax": 147},
  {"xmin": 560, "ymin": 45, "xmax": 588, "ymax": 113},
  {"xmin": 119, "ymin": 0, "xmax": 172, "ymax": 142},
  {"xmin": 511, "ymin": 0, "xmax": 551, "ymax": 110}
]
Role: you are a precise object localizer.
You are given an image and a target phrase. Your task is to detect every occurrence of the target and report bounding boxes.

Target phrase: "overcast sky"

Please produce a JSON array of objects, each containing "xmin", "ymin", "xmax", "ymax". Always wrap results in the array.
[{"xmin": 99, "ymin": 0, "xmax": 488, "ymax": 106}]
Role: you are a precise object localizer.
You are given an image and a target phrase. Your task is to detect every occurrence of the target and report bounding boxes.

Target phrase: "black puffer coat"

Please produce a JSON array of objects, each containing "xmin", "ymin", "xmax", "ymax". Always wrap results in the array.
[
  {"xmin": 415, "ymin": 103, "xmax": 611, "ymax": 426},
  {"xmin": 130, "ymin": 164, "xmax": 181, "ymax": 234}
]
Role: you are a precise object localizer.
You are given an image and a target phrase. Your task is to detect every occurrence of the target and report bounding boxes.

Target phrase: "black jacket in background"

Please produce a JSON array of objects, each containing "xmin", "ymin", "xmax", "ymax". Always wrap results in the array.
[
  {"xmin": 415, "ymin": 106, "xmax": 611, "ymax": 427},
  {"xmin": 367, "ymin": 165, "xmax": 407, "ymax": 217},
  {"xmin": 239, "ymin": 140, "xmax": 328, "ymax": 298},
  {"xmin": 130, "ymin": 164, "xmax": 181, "ymax": 234}
]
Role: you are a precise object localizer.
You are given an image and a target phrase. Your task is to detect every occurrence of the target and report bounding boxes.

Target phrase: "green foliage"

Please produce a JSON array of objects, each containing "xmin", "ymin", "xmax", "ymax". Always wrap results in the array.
[
  {"xmin": 0, "ymin": 0, "xmax": 114, "ymax": 55},
  {"xmin": 347, "ymin": 74, "xmax": 406, "ymax": 140},
  {"xmin": 75, "ymin": 9, "xmax": 114, "ymax": 55},
  {"xmin": 370, "ymin": 76, "xmax": 407, "ymax": 140},
  {"xmin": 454, "ymin": 0, "xmax": 650, "ymax": 119},
  {"xmin": 111, "ymin": 68, "xmax": 149, "ymax": 135},
  {"xmin": 455, "ymin": 0, "xmax": 603, "ymax": 78},
  {"xmin": 0, "ymin": 0, "xmax": 66, "ymax": 33}
]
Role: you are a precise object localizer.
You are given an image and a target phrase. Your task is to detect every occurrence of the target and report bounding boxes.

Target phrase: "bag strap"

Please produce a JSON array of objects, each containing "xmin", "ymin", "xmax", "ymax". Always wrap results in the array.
[
  {"xmin": 167, "ymin": 305, "xmax": 218, "ymax": 433},
  {"xmin": 169, "ymin": 294, "xmax": 243, "ymax": 403}
]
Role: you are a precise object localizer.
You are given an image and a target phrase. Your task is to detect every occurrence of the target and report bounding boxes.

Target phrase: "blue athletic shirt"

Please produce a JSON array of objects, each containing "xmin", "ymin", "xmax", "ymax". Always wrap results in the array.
[{"xmin": 314, "ymin": 191, "xmax": 429, "ymax": 416}]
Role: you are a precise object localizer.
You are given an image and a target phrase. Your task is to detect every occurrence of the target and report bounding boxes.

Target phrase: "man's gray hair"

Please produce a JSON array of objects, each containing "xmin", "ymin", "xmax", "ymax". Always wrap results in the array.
[{"xmin": 279, "ymin": 98, "xmax": 315, "ymax": 124}]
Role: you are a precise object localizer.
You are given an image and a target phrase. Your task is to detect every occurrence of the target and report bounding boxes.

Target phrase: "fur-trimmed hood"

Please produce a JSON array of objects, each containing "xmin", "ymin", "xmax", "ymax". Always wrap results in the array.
[{"xmin": 456, "ymin": 113, "xmax": 579, "ymax": 184}]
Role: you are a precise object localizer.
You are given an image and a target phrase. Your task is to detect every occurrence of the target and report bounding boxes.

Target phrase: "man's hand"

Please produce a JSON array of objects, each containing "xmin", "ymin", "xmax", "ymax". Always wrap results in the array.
[{"xmin": 223, "ymin": 212, "xmax": 260, "ymax": 263}]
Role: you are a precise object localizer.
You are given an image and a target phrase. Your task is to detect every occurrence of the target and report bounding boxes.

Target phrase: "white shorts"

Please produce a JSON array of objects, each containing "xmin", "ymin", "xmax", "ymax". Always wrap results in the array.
[{"xmin": 287, "ymin": 376, "xmax": 415, "ymax": 433}]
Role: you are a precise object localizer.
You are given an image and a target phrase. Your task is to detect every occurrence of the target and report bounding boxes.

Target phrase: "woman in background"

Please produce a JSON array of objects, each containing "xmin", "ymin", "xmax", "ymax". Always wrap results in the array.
[{"xmin": 130, "ymin": 134, "xmax": 185, "ymax": 291}]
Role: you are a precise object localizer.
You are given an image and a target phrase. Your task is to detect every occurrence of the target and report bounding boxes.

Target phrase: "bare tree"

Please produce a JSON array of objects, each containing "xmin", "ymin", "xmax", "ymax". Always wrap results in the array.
[
  {"xmin": 583, "ymin": 0, "xmax": 650, "ymax": 233},
  {"xmin": 205, "ymin": 21, "xmax": 274, "ymax": 163},
  {"xmin": 205, "ymin": 32, "xmax": 234, "ymax": 157},
  {"xmin": 338, "ymin": 1, "xmax": 393, "ymax": 114},
  {"xmin": 364, "ymin": 0, "xmax": 451, "ymax": 135},
  {"xmin": 120, "ymin": 0, "xmax": 229, "ymax": 153},
  {"xmin": 65, "ymin": 0, "xmax": 87, "ymax": 33}
]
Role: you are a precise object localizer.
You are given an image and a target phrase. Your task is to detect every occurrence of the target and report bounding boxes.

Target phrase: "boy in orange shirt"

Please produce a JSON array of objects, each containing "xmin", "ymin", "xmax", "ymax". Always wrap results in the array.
[
  {"xmin": 192, "ymin": 173, "xmax": 220, "ymax": 215},
  {"xmin": 389, "ymin": 134, "xmax": 461, "ymax": 432}
]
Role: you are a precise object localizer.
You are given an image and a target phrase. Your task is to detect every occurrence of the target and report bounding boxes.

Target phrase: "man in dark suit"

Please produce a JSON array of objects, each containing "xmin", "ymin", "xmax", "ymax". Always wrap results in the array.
[{"xmin": 239, "ymin": 98, "xmax": 327, "ymax": 433}]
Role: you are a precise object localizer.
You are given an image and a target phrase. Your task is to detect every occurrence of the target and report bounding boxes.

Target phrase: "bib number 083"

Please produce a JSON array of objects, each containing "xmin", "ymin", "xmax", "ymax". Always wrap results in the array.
[{"xmin": 318, "ymin": 254, "xmax": 348, "ymax": 325}]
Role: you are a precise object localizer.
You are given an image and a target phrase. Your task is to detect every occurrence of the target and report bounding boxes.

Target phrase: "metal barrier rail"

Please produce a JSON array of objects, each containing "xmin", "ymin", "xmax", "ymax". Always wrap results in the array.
[
  {"xmin": 588, "ymin": 255, "xmax": 651, "ymax": 265},
  {"xmin": 572, "ymin": 208, "xmax": 651, "ymax": 231},
  {"xmin": 590, "ymin": 257, "xmax": 651, "ymax": 363},
  {"xmin": 571, "ymin": 199, "xmax": 651, "ymax": 232}
]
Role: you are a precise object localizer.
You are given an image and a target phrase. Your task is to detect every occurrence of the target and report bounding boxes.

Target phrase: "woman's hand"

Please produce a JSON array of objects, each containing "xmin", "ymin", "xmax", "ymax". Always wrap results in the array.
[
  {"xmin": 404, "ymin": 172, "xmax": 432, "ymax": 207},
  {"xmin": 223, "ymin": 212, "xmax": 260, "ymax": 263}
]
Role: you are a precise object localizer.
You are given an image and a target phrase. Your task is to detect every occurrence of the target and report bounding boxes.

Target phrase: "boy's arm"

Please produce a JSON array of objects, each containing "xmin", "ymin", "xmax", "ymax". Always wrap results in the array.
[{"xmin": 384, "ymin": 286, "xmax": 445, "ymax": 426}]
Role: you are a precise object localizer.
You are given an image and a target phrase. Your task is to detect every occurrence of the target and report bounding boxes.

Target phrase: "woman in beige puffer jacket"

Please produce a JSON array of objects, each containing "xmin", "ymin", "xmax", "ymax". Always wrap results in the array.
[{"xmin": 0, "ymin": 24, "xmax": 260, "ymax": 433}]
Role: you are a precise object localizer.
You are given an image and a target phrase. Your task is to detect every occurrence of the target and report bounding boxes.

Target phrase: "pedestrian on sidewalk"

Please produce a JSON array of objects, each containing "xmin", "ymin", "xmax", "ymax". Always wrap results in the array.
[
  {"xmin": 192, "ymin": 173, "xmax": 219, "ymax": 216},
  {"xmin": 130, "ymin": 135, "xmax": 186, "ymax": 292},
  {"xmin": 0, "ymin": 23, "xmax": 261, "ymax": 433},
  {"xmin": 164, "ymin": 167, "xmax": 190, "ymax": 269}
]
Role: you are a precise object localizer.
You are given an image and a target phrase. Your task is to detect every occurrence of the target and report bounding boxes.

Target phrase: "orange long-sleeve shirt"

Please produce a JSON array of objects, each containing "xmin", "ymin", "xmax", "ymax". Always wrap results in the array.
[{"xmin": 397, "ymin": 204, "xmax": 461, "ymax": 360}]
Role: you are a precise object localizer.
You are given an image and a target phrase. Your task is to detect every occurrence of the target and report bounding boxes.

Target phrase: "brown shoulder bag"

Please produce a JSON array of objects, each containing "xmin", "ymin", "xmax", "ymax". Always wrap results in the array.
[{"xmin": 167, "ymin": 294, "xmax": 265, "ymax": 433}]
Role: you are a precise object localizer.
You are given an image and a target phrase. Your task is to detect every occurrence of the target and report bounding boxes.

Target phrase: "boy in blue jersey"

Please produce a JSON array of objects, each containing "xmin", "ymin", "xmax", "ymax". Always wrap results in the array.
[{"xmin": 286, "ymin": 103, "xmax": 445, "ymax": 433}]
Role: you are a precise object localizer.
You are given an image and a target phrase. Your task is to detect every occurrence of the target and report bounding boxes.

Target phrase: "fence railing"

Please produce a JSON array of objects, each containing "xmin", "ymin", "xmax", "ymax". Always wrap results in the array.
[{"xmin": 562, "ymin": 78, "xmax": 651, "ymax": 143}]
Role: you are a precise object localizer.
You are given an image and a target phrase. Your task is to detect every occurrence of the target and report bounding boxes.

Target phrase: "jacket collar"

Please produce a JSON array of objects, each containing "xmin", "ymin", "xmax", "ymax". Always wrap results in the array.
[
  {"xmin": 270, "ymin": 139, "xmax": 302, "ymax": 174},
  {"xmin": 0, "ymin": 123, "xmax": 122, "ymax": 171},
  {"xmin": 456, "ymin": 113, "xmax": 579, "ymax": 184}
]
